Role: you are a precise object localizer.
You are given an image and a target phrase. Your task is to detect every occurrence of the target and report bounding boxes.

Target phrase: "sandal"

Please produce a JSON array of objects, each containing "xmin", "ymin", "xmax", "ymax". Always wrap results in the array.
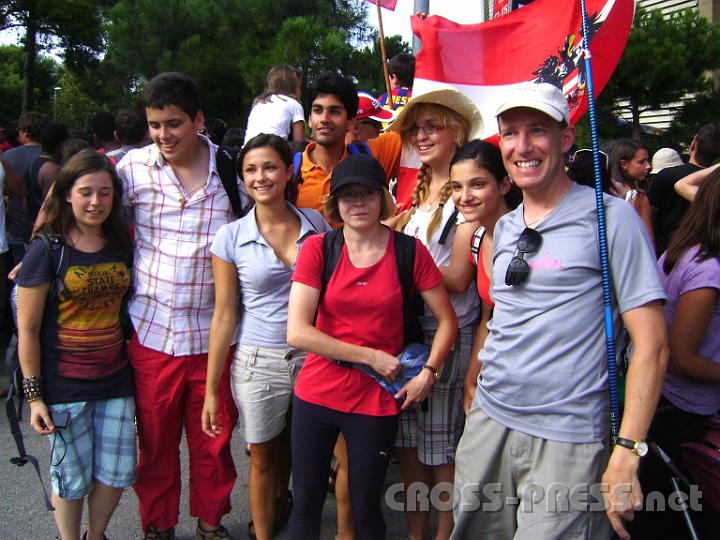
[
  {"xmin": 82, "ymin": 533, "xmax": 109, "ymax": 540},
  {"xmin": 143, "ymin": 526, "xmax": 175, "ymax": 540},
  {"xmin": 195, "ymin": 521, "xmax": 231, "ymax": 539},
  {"xmin": 247, "ymin": 490, "xmax": 293, "ymax": 539}
]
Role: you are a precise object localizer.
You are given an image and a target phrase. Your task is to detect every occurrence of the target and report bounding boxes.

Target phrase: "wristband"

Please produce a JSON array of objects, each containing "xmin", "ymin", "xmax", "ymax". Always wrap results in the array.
[
  {"xmin": 22, "ymin": 375, "xmax": 44, "ymax": 403},
  {"xmin": 422, "ymin": 364, "xmax": 439, "ymax": 380}
]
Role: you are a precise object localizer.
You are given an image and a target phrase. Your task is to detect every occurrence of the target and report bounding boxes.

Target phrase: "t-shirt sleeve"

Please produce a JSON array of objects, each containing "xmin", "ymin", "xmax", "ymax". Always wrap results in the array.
[
  {"xmin": 605, "ymin": 198, "xmax": 667, "ymax": 312},
  {"xmin": 290, "ymin": 99, "xmax": 305, "ymax": 124},
  {"xmin": 17, "ymin": 239, "xmax": 54, "ymax": 288},
  {"xmin": 292, "ymin": 233, "xmax": 325, "ymax": 289},
  {"xmin": 677, "ymin": 255, "xmax": 720, "ymax": 296},
  {"xmin": 368, "ymin": 131, "xmax": 402, "ymax": 179},
  {"xmin": 210, "ymin": 223, "xmax": 235, "ymax": 263},
  {"xmin": 413, "ymin": 238, "xmax": 443, "ymax": 292}
]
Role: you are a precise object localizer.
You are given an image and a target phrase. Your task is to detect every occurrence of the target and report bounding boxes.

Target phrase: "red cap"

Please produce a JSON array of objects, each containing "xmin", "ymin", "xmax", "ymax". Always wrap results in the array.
[{"xmin": 356, "ymin": 91, "xmax": 396, "ymax": 122}]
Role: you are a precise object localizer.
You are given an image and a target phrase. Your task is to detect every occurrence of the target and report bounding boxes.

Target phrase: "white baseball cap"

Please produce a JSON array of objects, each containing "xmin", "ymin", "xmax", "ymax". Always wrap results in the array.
[{"xmin": 495, "ymin": 82, "xmax": 570, "ymax": 124}]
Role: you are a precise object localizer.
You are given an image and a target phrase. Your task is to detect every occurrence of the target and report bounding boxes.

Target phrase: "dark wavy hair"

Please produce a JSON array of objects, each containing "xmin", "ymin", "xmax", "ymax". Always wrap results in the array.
[
  {"xmin": 239, "ymin": 133, "xmax": 299, "ymax": 204},
  {"xmin": 35, "ymin": 149, "xmax": 132, "ymax": 264},
  {"xmin": 307, "ymin": 72, "xmax": 358, "ymax": 119},
  {"xmin": 663, "ymin": 167, "xmax": 720, "ymax": 274},
  {"xmin": 450, "ymin": 139, "xmax": 522, "ymax": 209}
]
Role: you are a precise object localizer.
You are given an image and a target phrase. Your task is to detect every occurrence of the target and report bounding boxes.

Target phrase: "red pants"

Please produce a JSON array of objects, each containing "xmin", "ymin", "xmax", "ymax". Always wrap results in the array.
[{"xmin": 128, "ymin": 334, "xmax": 239, "ymax": 531}]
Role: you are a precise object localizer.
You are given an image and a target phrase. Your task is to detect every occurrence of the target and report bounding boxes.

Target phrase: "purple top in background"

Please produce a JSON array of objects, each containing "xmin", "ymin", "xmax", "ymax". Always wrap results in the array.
[{"xmin": 659, "ymin": 246, "xmax": 720, "ymax": 415}]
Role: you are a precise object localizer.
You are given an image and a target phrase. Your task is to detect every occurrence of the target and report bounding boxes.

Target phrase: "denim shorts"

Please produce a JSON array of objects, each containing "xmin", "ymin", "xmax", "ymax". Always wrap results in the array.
[
  {"xmin": 231, "ymin": 344, "xmax": 305, "ymax": 444},
  {"xmin": 48, "ymin": 396, "xmax": 137, "ymax": 499}
]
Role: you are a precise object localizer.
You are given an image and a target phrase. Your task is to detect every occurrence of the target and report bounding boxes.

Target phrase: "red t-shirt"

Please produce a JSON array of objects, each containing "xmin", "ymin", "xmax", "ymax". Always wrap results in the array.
[{"xmin": 292, "ymin": 231, "xmax": 443, "ymax": 416}]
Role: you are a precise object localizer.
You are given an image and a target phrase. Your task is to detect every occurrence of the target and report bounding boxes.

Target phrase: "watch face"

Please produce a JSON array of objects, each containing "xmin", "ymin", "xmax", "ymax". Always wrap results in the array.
[{"xmin": 635, "ymin": 441, "xmax": 649, "ymax": 457}]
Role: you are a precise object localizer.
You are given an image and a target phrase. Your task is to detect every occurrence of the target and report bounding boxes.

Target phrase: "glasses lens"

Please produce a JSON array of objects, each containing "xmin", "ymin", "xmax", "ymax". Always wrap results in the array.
[
  {"xmin": 408, "ymin": 126, "xmax": 419, "ymax": 136},
  {"xmin": 517, "ymin": 227, "xmax": 542, "ymax": 254},
  {"xmin": 505, "ymin": 256, "xmax": 530, "ymax": 286}
]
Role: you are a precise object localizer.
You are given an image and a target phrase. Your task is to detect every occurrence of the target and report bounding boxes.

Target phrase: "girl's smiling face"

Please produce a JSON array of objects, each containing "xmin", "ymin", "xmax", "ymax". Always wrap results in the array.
[
  {"xmin": 450, "ymin": 159, "xmax": 510, "ymax": 224},
  {"xmin": 67, "ymin": 170, "xmax": 114, "ymax": 233}
]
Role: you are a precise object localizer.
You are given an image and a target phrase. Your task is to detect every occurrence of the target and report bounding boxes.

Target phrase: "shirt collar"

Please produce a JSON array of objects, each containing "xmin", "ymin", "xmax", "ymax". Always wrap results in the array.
[{"xmin": 236, "ymin": 203, "xmax": 320, "ymax": 247}]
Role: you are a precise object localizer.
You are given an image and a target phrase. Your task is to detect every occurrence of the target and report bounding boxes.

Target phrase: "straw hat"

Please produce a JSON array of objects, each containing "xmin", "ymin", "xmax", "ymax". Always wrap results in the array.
[{"xmin": 389, "ymin": 87, "xmax": 484, "ymax": 141}]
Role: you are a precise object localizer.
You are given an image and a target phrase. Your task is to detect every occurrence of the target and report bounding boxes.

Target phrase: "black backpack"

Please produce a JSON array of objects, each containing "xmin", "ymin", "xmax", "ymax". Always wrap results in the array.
[
  {"xmin": 215, "ymin": 146, "xmax": 251, "ymax": 217},
  {"xmin": 319, "ymin": 227, "xmax": 425, "ymax": 362}
]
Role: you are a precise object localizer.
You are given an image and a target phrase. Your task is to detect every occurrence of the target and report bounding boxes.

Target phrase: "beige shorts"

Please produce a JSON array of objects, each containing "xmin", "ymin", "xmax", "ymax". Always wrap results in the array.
[
  {"xmin": 451, "ymin": 405, "xmax": 611, "ymax": 540},
  {"xmin": 231, "ymin": 344, "xmax": 305, "ymax": 444}
]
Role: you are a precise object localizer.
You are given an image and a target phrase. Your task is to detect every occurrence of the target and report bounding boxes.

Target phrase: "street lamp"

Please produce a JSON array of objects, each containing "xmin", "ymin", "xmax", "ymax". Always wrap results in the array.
[{"xmin": 53, "ymin": 86, "xmax": 61, "ymax": 120}]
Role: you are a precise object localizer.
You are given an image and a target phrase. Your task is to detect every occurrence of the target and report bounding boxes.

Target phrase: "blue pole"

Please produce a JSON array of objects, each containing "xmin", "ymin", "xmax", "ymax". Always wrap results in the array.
[{"xmin": 578, "ymin": 0, "xmax": 621, "ymax": 441}]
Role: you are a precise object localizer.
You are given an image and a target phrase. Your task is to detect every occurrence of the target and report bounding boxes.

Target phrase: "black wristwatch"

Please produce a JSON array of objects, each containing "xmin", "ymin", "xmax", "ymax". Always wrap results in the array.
[{"xmin": 614, "ymin": 437, "xmax": 649, "ymax": 457}]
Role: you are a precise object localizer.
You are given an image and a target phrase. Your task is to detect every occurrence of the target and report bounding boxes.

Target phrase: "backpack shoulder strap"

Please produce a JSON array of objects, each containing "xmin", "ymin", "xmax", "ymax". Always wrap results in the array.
[
  {"xmin": 470, "ymin": 226, "xmax": 486, "ymax": 266},
  {"xmin": 216, "ymin": 146, "xmax": 243, "ymax": 217},
  {"xmin": 347, "ymin": 141, "xmax": 371, "ymax": 156},
  {"xmin": 292, "ymin": 151, "xmax": 304, "ymax": 185},
  {"xmin": 6, "ymin": 364, "xmax": 54, "ymax": 510},
  {"xmin": 392, "ymin": 231, "xmax": 416, "ymax": 306},
  {"xmin": 37, "ymin": 234, "xmax": 70, "ymax": 300},
  {"xmin": 320, "ymin": 227, "xmax": 345, "ymax": 304},
  {"xmin": 438, "ymin": 207, "xmax": 460, "ymax": 245}
]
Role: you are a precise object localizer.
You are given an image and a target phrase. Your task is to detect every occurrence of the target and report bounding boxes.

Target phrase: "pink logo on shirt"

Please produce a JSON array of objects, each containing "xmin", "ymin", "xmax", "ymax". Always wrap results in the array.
[{"xmin": 529, "ymin": 254, "xmax": 563, "ymax": 270}]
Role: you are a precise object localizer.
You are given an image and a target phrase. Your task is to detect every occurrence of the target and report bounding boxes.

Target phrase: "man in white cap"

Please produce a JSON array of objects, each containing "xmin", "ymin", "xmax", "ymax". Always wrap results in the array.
[{"xmin": 451, "ymin": 82, "xmax": 668, "ymax": 540}]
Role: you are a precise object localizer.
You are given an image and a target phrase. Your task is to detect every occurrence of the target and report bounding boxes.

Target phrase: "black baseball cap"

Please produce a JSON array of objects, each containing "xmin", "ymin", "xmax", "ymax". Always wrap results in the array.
[{"xmin": 330, "ymin": 154, "xmax": 387, "ymax": 195}]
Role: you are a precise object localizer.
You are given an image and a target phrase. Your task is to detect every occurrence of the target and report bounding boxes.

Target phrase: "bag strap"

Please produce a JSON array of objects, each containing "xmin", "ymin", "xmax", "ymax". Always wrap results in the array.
[
  {"xmin": 438, "ymin": 207, "xmax": 459, "ymax": 245},
  {"xmin": 347, "ymin": 141, "xmax": 371, "ymax": 156},
  {"xmin": 292, "ymin": 151, "xmax": 304, "ymax": 185},
  {"xmin": 470, "ymin": 226, "xmax": 486, "ymax": 266},
  {"xmin": 216, "ymin": 146, "xmax": 244, "ymax": 217},
  {"xmin": 37, "ymin": 234, "xmax": 69, "ymax": 301},
  {"xmin": 5, "ymin": 364, "xmax": 54, "ymax": 510},
  {"xmin": 320, "ymin": 227, "xmax": 345, "ymax": 305}
]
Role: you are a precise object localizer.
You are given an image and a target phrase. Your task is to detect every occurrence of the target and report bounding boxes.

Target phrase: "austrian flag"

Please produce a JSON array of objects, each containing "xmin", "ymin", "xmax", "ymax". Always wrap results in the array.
[
  {"xmin": 366, "ymin": 0, "xmax": 398, "ymax": 10},
  {"xmin": 394, "ymin": 0, "xmax": 634, "ymax": 209}
]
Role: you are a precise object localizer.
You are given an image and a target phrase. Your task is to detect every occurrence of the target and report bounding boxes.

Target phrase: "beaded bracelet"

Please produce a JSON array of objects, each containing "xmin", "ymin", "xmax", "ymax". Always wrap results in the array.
[{"xmin": 22, "ymin": 375, "xmax": 44, "ymax": 403}]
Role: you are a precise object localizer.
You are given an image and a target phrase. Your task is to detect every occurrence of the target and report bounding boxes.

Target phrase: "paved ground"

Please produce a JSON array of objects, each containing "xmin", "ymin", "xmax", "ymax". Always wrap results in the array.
[{"xmin": 0, "ymin": 336, "xmax": 415, "ymax": 540}]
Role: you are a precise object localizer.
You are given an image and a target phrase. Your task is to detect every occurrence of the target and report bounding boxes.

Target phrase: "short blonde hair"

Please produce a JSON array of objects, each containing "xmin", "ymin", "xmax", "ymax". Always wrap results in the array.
[{"xmin": 322, "ymin": 187, "xmax": 396, "ymax": 224}]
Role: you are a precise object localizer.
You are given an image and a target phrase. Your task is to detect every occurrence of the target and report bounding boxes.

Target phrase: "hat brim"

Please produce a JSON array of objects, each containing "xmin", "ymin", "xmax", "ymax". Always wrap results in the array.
[
  {"xmin": 388, "ymin": 89, "xmax": 484, "ymax": 141},
  {"xmin": 330, "ymin": 176, "xmax": 386, "ymax": 195},
  {"xmin": 360, "ymin": 107, "xmax": 396, "ymax": 123},
  {"xmin": 495, "ymin": 101, "xmax": 567, "ymax": 123}
]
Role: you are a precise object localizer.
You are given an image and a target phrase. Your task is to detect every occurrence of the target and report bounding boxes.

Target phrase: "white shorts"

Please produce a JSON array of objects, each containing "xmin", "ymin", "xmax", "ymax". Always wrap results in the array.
[{"xmin": 231, "ymin": 344, "xmax": 305, "ymax": 444}]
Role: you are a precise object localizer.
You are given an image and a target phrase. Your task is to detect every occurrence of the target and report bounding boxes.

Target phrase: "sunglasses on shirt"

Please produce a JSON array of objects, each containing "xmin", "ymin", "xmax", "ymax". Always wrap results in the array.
[{"xmin": 504, "ymin": 227, "xmax": 542, "ymax": 286}]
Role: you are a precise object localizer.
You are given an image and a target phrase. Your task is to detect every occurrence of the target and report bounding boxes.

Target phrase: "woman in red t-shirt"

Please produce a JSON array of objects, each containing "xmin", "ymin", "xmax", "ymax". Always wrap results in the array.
[
  {"xmin": 287, "ymin": 154, "xmax": 457, "ymax": 539},
  {"xmin": 447, "ymin": 140, "xmax": 521, "ymax": 414}
]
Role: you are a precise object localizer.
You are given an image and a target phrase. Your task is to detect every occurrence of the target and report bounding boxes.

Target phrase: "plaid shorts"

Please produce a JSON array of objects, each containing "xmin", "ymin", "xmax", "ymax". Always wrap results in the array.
[
  {"xmin": 396, "ymin": 323, "xmax": 476, "ymax": 465},
  {"xmin": 48, "ymin": 396, "xmax": 137, "ymax": 499}
]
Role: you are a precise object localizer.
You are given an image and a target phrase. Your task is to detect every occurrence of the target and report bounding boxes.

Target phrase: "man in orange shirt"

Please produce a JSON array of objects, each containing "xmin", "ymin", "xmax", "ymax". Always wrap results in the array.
[{"xmin": 295, "ymin": 73, "xmax": 402, "ymax": 223}]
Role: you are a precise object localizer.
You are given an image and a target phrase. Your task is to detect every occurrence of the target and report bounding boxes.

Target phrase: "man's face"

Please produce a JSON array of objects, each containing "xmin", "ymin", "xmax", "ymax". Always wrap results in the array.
[
  {"xmin": 146, "ymin": 105, "xmax": 203, "ymax": 164},
  {"xmin": 497, "ymin": 107, "xmax": 574, "ymax": 195},
  {"xmin": 309, "ymin": 94, "xmax": 351, "ymax": 148}
]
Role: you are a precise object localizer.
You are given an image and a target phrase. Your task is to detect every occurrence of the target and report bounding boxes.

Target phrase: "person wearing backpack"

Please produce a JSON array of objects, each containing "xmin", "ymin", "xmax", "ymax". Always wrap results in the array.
[
  {"xmin": 390, "ymin": 88, "xmax": 484, "ymax": 540},
  {"xmin": 16, "ymin": 150, "xmax": 135, "ymax": 540},
  {"xmin": 202, "ymin": 134, "xmax": 330, "ymax": 540},
  {"xmin": 117, "ymin": 72, "xmax": 251, "ymax": 540},
  {"xmin": 286, "ymin": 154, "xmax": 457, "ymax": 539},
  {"xmin": 628, "ymin": 169, "xmax": 720, "ymax": 540}
]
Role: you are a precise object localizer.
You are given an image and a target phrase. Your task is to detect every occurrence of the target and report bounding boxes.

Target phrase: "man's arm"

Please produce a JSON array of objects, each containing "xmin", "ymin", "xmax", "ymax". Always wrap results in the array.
[{"xmin": 602, "ymin": 300, "xmax": 668, "ymax": 540}]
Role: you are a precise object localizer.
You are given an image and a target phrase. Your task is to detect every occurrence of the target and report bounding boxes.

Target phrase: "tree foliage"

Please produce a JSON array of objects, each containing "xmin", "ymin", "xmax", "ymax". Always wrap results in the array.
[
  {"xmin": 0, "ymin": 45, "xmax": 58, "ymax": 120},
  {"xmin": 0, "ymin": 0, "xmax": 108, "ymax": 111},
  {"xmin": 598, "ymin": 7, "xmax": 720, "ymax": 140}
]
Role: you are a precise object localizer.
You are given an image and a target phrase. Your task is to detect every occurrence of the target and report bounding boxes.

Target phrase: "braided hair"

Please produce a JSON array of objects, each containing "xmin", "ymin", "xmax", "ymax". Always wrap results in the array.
[{"xmin": 394, "ymin": 103, "xmax": 470, "ymax": 240}]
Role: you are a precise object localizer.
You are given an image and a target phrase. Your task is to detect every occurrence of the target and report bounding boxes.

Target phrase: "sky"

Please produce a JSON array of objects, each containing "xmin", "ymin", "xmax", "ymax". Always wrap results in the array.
[{"xmin": 366, "ymin": 0, "xmax": 486, "ymax": 46}]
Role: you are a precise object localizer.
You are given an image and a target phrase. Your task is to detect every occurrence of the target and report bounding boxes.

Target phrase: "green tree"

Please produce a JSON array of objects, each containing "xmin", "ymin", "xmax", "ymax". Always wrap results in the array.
[
  {"xmin": 350, "ymin": 34, "xmax": 411, "ymax": 96},
  {"xmin": 104, "ymin": 0, "xmax": 373, "ymax": 125},
  {"xmin": 598, "ymin": 7, "xmax": 720, "ymax": 140},
  {"xmin": 0, "ymin": 0, "xmax": 108, "ymax": 111},
  {"xmin": 0, "ymin": 45, "xmax": 59, "ymax": 120}
]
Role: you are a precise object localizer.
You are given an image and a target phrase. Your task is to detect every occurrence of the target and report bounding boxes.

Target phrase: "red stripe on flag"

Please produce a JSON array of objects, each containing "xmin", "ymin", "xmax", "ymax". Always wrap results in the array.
[{"xmin": 367, "ymin": 0, "xmax": 398, "ymax": 10}]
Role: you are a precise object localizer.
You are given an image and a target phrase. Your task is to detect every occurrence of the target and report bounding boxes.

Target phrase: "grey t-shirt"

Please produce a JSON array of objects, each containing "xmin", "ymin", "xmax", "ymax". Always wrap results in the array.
[
  {"xmin": 476, "ymin": 183, "xmax": 666, "ymax": 443},
  {"xmin": 210, "ymin": 203, "xmax": 330, "ymax": 348}
]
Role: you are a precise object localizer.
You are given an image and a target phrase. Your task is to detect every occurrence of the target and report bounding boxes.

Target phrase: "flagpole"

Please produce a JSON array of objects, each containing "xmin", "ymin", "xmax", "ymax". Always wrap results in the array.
[
  {"xmin": 579, "ymin": 0, "xmax": 621, "ymax": 442},
  {"xmin": 376, "ymin": 0, "xmax": 395, "ymax": 107}
]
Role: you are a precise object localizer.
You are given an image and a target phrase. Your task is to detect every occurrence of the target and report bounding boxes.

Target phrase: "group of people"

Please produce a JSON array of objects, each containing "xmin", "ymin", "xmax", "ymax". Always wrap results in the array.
[{"xmin": 3, "ymin": 59, "xmax": 718, "ymax": 540}]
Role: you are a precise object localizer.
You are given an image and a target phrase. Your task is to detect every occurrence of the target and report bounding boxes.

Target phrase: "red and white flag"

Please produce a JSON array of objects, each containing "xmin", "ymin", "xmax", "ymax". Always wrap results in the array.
[
  {"xmin": 395, "ymin": 0, "xmax": 634, "ymax": 209},
  {"xmin": 366, "ymin": 0, "xmax": 398, "ymax": 11}
]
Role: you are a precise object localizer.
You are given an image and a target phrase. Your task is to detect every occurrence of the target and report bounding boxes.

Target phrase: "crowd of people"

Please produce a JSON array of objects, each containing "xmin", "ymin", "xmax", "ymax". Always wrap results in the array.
[{"xmin": 1, "ymin": 51, "xmax": 718, "ymax": 540}]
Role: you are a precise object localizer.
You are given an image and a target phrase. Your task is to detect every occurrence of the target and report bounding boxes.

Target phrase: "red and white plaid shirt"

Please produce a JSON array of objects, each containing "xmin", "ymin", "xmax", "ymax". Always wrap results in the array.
[{"xmin": 118, "ymin": 136, "xmax": 249, "ymax": 355}]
